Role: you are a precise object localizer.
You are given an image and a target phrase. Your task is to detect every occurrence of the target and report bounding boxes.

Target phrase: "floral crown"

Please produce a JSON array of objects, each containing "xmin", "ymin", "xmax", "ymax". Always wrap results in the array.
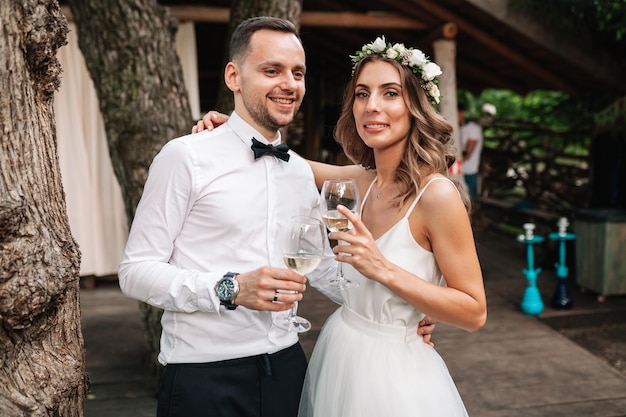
[{"xmin": 351, "ymin": 36, "xmax": 442, "ymax": 105}]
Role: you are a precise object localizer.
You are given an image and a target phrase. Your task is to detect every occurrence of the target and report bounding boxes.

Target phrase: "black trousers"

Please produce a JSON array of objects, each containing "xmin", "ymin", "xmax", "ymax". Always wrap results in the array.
[{"xmin": 157, "ymin": 343, "xmax": 308, "ymax": 417}]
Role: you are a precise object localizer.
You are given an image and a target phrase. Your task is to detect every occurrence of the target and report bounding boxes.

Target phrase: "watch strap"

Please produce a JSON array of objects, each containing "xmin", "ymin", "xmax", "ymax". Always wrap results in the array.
[{"xmin": 221, "ymin": 300, "xmax": 238, "ymax": 310}]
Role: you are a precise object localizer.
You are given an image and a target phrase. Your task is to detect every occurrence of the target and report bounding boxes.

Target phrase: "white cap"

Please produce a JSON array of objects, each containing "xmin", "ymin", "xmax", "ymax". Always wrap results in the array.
[{"xmin": 481, "ymin": 103, "xmax": 497, "ymax": 116}]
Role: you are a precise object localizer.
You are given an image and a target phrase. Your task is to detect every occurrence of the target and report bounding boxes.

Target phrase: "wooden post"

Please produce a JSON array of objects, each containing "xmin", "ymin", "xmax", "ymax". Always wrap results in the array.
[{"xmin": 432, "ymin": 32, "xmax": 463, "ymax": 185}]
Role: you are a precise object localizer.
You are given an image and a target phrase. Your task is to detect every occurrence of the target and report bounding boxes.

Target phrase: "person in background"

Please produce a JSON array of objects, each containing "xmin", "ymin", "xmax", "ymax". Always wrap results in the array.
[
  {"xmin": 196, "ymin": 36, "xmax": 486, "ymax": 416},
  {"xmin": 459, "ymin": 102, "xmax": 496, "ymax": 201},
  {"xmin": 121, "ymin": 17, "xmax": 434, "ymax": 417}
]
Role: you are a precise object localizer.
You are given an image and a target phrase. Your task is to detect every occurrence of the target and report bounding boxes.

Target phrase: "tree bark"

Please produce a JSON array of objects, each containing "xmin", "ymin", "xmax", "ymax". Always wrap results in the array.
[
  {"xmin": 67, "ymin": 0, "xmax": 193, "ymax": 225},
  {"xmin": 66, "ymin": 0, "xmax": 193, "ymax": 383},
  {"xmin": 215, "ymin": 0, "xmax": 303, "ymax": 113},
  {"xmin": 0, "ymin": 1, "xmax": 87, "ymax": 416}
]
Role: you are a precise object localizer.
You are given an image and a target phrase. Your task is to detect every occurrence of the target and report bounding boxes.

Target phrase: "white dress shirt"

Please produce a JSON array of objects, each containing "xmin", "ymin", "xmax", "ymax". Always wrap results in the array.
[
  {"xmin": 460, "ymin": 120, "xmax": 483, "ymax": 175},
  {"xmin": 119, "ymin": 111, "xmax": 340, "ymax": 365}
]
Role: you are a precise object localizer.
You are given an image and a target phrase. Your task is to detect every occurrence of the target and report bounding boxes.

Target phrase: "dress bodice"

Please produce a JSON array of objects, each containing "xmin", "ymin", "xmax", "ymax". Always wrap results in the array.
[{"xmin": 341, "ymin": 177, "xmax": 450, "ymax": 328}]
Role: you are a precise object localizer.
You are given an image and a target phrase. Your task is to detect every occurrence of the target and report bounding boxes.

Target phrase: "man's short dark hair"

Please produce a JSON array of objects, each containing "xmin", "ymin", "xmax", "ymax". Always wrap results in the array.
[{"xmin": 229, "ymin": 16, "xmax": 301, "ymax": 62}]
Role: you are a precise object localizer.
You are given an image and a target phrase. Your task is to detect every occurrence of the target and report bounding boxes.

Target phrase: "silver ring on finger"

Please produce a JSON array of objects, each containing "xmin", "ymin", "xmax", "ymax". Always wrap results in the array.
[{"xmin": 273, "ymin": 290, "xmax": 279, "ymax": 302}]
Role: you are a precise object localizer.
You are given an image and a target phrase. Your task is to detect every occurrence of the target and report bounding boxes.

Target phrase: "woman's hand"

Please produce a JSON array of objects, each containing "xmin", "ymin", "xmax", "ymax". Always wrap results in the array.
[
  {"xmin": 328, "ymin": 205, "xmax": 392, "ymax": 284},
  {"xmin": 191, "ymin": 111, "xmax": 230, "ymax": 133}
]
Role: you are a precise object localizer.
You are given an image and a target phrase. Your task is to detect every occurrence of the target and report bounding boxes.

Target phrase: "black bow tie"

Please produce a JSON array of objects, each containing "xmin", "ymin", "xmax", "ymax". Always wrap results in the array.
[{"xmin": 251, "ymin": 138, "xmax": 290, "ymax": 162}]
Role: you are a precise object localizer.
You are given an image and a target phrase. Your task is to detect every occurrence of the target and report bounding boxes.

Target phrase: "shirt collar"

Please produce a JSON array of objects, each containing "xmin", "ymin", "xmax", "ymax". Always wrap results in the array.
[{"xmin": 227, "ymin": 111, "xmax": 283, "ymax": 147}]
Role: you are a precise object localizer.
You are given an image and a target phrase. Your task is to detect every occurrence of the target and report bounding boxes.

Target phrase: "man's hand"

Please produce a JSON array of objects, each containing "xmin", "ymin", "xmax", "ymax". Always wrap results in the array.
[
  {"xmin": 234, "ymin": 266, "xmax": 307, "ymax": 312},
  {"xmin": 192, "ymin": 111, "xmax": 230, "ymax": 133},
  {"xmin": 418, "ymin": 316, "xmax": 436, "ymax": 347}
]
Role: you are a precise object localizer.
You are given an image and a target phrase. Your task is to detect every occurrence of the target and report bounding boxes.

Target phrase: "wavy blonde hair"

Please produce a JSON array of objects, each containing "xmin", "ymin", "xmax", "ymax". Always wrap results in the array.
[{"xmin": 334, "ymin": 54, "xmax": 470, "ymax": 212}]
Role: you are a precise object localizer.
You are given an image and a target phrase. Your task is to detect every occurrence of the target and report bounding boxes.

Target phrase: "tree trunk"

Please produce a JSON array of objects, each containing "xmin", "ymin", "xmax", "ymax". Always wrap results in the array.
[
  {"xmin": 67, "ymin": 0, "xmax": 193, "ymax": 225},
  {"xmin": 0, "ymin": 1, "xmax": 87, "ymax": 416},
  {"xmin": 215, "ymin": 0, "xmax": 303, "ymax": 113},
  {"xmin": 66, "ymin": 0, "xmax": 193, "ymax": 383}
]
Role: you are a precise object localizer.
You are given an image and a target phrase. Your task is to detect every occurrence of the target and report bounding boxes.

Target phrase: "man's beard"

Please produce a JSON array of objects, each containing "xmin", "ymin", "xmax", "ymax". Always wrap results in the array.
[{"xmin": 245, "ymin": 98, "xmax": 301, "ymax": 133}]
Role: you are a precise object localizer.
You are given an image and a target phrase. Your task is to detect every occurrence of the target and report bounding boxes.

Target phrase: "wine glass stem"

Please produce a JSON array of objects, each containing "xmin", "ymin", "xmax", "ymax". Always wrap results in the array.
[
  {"xmin": 288, "ymin": 302, "xmax": 297, "ymax": 320},
  {"xmin": 336, "ymin": 239, "xmax": 345, "ymax": 281}
]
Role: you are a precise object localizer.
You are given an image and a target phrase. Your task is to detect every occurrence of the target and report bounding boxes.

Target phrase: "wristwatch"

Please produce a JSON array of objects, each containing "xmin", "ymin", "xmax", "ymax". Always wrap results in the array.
[{"xmin": 215, "ymin": 272, "xmax": 240, "ymax": 310}]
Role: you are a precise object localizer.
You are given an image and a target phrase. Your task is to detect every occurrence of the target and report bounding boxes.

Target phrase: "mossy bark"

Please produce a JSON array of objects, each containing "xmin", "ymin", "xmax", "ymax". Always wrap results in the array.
[
  {"xmin": 67, "ymin": 0, "xmax": 193, "ymax": 383},
  {"xmin": 0, "ymin": 1, "xmax": 87, "ymax": 415}
]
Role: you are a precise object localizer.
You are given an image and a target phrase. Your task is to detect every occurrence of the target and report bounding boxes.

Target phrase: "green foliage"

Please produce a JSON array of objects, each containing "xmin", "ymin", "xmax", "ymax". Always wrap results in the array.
[
  {"xmin": 461, "ymin": 88, "xmax": 619, "ymax": 134},
  {"xmin": 462, "ymin": 2, "xmax": 626, "ymax": 213},
  {"xmin": 507, "ymin": 0, "xmax": 626, "ymax": 139},
  {"xmin": 460, "ymin": 88, "xmax": 593, "ymax": 212}
]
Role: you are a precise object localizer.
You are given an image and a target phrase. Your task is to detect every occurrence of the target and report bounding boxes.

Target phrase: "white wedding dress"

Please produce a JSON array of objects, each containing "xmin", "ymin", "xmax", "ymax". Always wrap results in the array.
[{"xmin": 298, "ymin": 177, "xmax": 469, "ymax": 417}]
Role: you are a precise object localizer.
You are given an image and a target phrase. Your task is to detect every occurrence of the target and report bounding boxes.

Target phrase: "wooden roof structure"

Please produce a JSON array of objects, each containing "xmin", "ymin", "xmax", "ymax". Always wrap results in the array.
[{"xmin": 163, "ymin": 0, "xmax": 626, "ymax": 104}]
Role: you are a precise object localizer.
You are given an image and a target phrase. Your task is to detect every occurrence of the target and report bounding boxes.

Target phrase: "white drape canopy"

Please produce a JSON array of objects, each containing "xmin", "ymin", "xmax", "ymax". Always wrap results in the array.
[{"xmin": 56, "ymin": 22, "xmax": 200, "ymax": 277}]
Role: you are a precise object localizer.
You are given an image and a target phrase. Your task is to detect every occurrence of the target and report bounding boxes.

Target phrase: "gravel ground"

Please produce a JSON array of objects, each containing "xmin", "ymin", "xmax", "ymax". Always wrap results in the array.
[
  {"xmin": 539, "ymin": 305, "xmax": 626, "ymax": 377},
  {"xmin": 559, "ymin": 322, "xmax": 626, "ymax": 376}
]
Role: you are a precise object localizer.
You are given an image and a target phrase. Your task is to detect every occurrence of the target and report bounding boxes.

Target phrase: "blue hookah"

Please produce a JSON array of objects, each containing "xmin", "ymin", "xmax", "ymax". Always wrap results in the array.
[
  {"xmin": 517, "ymin": 222, "xmax": 544, "ymax": 315},
  {"xmin": 548, "ymin": 217, "xmax": 575, "ymax": 309}
]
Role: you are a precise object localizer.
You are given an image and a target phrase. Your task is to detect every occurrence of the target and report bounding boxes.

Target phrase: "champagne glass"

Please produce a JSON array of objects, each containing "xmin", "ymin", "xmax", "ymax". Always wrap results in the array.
[
  {"xmin": 273, "ymin": 216, "xmax": 325, "ymax": 332},
  {"xmin": 320, "ymin": 178, "xmax": 361, "ymax": 289}
]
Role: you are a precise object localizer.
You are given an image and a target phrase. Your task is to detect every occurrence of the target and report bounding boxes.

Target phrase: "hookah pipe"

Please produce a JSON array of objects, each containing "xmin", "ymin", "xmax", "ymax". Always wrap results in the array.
[
  {"xmin": 517, "ymin": 223, "xmax": 544, "ymax": 315},
  {"xmin": 548, "ymin": 217, "xmax": 575, "ymax": 309}
]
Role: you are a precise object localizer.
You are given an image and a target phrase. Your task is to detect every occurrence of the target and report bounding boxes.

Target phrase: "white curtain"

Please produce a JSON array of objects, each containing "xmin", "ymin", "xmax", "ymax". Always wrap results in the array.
[
  {"xmin": 176, "ymin": 22, "xmax": 201, "ymax": 120},
  {"xmin": 56, "ymin": 22, "xmax": 200, "ymax": 277}
]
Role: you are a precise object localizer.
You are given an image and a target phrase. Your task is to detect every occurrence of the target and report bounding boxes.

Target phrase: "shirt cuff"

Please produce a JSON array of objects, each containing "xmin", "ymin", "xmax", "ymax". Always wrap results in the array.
[{"xmin": 197, "ymin": 272, "xmax": 221, "ymax": 313}]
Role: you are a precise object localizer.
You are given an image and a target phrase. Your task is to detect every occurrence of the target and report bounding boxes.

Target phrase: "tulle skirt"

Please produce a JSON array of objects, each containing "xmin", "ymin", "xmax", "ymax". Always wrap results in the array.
[{"xmin": 298, "ymin": 306, "xmax": 469, "ymax": 417}]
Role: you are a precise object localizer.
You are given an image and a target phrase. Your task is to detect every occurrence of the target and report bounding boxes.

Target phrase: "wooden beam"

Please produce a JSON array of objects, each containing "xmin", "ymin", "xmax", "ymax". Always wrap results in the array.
[
  {"xmin": 422, "ymin": 22, "xmax": 458, "ymax": 46},
  {"xmin": 168, "ymin": 6, "xmax": 229, "ymax": 23},
  {"xmin": 380, "ymin": 0, "xmax": 577, "ymax": 94},
  {"xmin": 301, "ymin": 12, "xmax": 426, "ymax": 30},
  {"xmin": 441, "ymin": 22, "xmax": 458, "ymax": 39},
  {"xmin": 167, "ymin": 6, "xmax": 426, "ymax": 30},
  {"xmin": 466, "ymin": 0, "xmax": 625, "ymax": 89}
]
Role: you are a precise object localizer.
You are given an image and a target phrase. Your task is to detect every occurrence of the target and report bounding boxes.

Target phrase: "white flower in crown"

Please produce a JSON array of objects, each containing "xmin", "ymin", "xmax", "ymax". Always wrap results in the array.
[
  {"xmin": 429, "ymin": 83, "xmax": 441, "ymax": 104},
  {"xmin": 386, "ymin": 47, "xmax": 400, "ymax": 60},
  {"xmin": 370, "ymin": 36, "xmax": 387, "ymax": 52},
  {"xmin": 422, "ymin": 62, "xmax": 443, "ymax": 82},
  {"xmin": 393, "ymin": 43, "xmax": 406, "ymax": 55},
  {"xmin": 350, "ymin": 36, "xmax": 443, "ymax": 105},
  {"xmin": 408, "ymin": 49, "xmax": 427, "ymax": 67}
]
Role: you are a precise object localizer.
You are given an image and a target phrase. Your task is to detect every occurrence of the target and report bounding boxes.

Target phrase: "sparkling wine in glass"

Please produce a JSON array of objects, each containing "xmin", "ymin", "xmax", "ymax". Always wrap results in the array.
[
  {"xmin": 320, "ymin": 178, "xmax": 361, "ymax": 289},
  {"xmin": 273, "ymin": 216, "xmax": 325, "ymax": 332}
]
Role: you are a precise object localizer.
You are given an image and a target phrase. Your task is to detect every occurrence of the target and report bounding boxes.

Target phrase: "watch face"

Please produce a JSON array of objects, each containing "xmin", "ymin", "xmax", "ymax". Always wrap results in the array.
[{"xmin": 217, "ymin": 279, "xmax": 235, "ymax": 300}]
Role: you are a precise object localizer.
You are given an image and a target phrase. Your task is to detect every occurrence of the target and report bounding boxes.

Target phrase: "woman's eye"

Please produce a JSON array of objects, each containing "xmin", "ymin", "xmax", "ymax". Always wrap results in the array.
[{"xmin": 355, "ymin": 92, "xmax": 369, "ymax": 98}]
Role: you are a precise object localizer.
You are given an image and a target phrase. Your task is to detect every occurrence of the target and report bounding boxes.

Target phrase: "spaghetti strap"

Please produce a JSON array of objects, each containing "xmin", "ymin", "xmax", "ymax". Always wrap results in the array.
[
  {"xmin": 362, "ymin": 176, "xmax": 378, "ymax": 207},
  {"xmin": 403, "ymin": 177, "xmax": 454, "ymax": 220}
]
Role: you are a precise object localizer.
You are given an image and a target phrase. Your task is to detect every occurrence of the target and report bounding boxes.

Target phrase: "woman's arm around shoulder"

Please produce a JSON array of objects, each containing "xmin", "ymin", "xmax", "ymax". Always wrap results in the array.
[{"xmin": 308, "ymin": 160, "xmax": 373, "ymax": 191}]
